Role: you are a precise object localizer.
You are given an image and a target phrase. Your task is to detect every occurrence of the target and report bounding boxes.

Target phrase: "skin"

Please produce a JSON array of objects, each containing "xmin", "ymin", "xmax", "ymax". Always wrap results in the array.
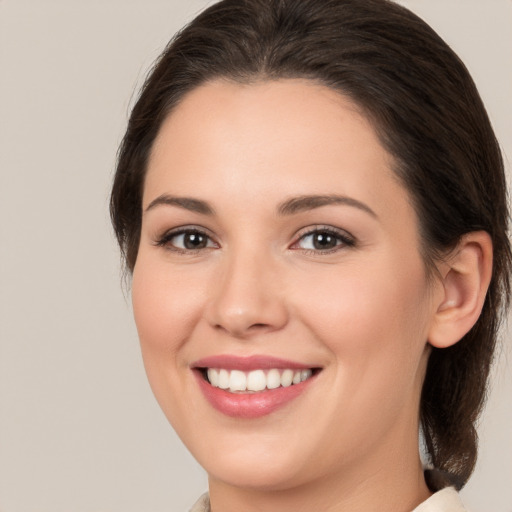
[{"xmin": 132, "ymin": 79, "xmax": 470, "ymax": 511}]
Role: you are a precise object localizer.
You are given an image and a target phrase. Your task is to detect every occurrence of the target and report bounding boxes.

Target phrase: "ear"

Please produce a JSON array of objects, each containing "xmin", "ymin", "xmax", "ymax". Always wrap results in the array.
[{"xmin": 428, "ymin": 231, "xmax": 493, "ymax": 349}]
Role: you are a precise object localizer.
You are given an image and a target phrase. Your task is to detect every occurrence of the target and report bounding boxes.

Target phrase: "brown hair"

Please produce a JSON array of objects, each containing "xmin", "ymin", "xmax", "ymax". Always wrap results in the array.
[{"xmin": 110, "ymin": 0, "xmax": 511, "ymax": 488}]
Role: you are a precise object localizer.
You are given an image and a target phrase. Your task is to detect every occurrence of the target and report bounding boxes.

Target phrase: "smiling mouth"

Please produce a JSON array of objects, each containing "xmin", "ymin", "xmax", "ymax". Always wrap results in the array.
[
  {"xmin": 199, "ymin": 367, "xmax": 319, "ymax": 393},
  {"xmin": 193, "ymin": 356, "xmax": 322, "ymax": 417}
]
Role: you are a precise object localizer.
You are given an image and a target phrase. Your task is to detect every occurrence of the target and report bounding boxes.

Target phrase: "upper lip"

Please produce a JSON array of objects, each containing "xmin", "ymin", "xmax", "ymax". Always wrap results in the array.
[{"xmin": 191, "ymin": 354, "xmax": 319, "ymax": 371}]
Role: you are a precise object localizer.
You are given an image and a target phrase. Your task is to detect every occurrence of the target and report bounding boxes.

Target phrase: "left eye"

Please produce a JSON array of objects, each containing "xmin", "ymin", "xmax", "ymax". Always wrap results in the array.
[{"xmin": 294, "ymin": 229, "xmax": 354, "ymax": 252}]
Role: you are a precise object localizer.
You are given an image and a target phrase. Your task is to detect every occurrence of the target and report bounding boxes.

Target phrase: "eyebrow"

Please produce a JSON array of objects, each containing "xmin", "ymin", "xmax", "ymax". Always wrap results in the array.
[
  {"xmin": 144, "ymin": 193, "xmax": 377, "ymax": 218},
  {"xmin": 277, "ymin": 194, "xmax": 377, "ymax": 218},
  {"xmin": 145, "ymin": 195, "xmax": 216, "ymax": 215}
]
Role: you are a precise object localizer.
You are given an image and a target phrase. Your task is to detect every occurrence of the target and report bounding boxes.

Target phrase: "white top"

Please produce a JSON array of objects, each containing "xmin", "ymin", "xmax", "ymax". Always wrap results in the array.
[
  {"xmin": 413, "ymin": 487, "xmax": 467, "ymax": 511},
  {"xmin": 189, "ymin": 486, "xmax": 466, "ymax": 512}
]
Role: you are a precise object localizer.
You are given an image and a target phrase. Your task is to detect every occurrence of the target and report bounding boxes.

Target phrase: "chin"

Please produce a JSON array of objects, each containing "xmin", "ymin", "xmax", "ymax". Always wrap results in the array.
[
  {"xmin": 206, "ymin": 459, "xmax": 306, "ymax": 491},
  {"xmin": 191, "ymin": 436, "xmax": 312, "ymax": 491}
]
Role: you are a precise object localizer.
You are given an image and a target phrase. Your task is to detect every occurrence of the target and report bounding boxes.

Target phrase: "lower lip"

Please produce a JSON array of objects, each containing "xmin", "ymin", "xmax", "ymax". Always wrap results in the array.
[{"xmin": 194, "ymin": 371, "xmax": 317, "ymax": 419}]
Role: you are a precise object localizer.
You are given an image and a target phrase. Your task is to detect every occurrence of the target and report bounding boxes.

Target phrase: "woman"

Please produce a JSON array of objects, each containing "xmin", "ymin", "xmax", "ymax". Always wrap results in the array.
[{"xmin": 110, "ymin": 0, "xmax": 511, "ymax": 510}]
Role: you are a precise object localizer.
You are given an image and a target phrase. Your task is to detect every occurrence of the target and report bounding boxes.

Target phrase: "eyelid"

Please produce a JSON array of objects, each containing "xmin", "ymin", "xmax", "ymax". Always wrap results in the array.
[
  {"xmin": 153, "ymin": 224, "xmax": 355, "ymax": 254},
  {"xmin": 154, "ymin": 225, "xmax": 219, "ymax": 251},
  {"xmin": 290, "ymin": 225, "xmax": 356, "ymax": 252}
]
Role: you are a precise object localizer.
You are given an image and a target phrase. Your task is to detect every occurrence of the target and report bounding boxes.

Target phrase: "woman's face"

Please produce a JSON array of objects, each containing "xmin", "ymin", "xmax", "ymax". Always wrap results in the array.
[{"xmin": 133, "ymin": 80, "xmax": 440, "ymax": 491}]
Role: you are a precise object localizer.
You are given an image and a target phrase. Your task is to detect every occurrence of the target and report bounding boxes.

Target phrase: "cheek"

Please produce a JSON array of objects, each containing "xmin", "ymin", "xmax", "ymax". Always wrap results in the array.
[
  {"xmin": 131, "ymin": 256, "xmax": 210, "ymax": 378},
  {"xmin": 294, "ymin": 252, "xmax": 432, "ymax": 413},
  {"xmin": 130, "ymin": 255, "xmax": 213, "ymax": 429},
  {"xmin": 297, "ymin": 257, "xmax": 430, "ymax": 349}
]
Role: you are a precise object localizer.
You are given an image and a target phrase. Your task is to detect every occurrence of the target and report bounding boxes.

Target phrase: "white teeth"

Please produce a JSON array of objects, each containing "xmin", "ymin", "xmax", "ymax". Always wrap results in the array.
[
  {"xmin": 281, "ymin": 369, "xmax": 294, "ymax": 387},
  {"xmin": 247, "ymin": 370, "xmax": 266, "ymax": 391},
  {"xmin": 266, "ymin": 369, "xmax": 281, "ymax": 389},
  {"xmin": 218, "ymin": 369, "xmax": 230, "ymax": 389},
  {"xmin": 229, "ymin": 370, "xmax": 247, "ymax": 392},
  {"xmin": 207, "ymin": 368, "xmax": 219, "ymax": 387},
  {"xmin": 205, "ymin": 367, "xmax": 315, "ymax": 392},
  {"xmin": 301, "ymin": 369, "xmax": 312, "ymax": 382}
]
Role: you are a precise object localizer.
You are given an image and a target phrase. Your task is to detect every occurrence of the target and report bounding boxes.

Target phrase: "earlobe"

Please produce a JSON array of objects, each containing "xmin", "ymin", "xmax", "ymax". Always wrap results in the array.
[{"xmin": 428, "ymin": 231, "xmax": 493, "ymax": 349}]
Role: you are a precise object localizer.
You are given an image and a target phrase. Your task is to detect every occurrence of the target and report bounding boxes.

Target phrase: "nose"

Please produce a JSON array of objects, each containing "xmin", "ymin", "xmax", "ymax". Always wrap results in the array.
[{"xmin": 205, "ymin": 248, "xmax": 289, "ymax": 338}]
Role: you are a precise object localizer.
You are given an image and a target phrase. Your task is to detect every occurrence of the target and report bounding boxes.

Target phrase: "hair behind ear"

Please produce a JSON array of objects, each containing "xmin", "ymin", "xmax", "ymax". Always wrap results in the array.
[{"xmin": 421, "ymin": 233, "xmax": 501, "ymax": 487}]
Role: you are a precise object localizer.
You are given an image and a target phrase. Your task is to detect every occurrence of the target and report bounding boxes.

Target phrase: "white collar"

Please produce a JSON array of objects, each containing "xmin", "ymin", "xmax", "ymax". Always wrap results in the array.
[
  {"xmin": 189, "ymin": 487, "xmax": 466, "ymax": 512},
  {"xmin": 412, "ymin": 487, "xmax": 466, "ymax": 511}
]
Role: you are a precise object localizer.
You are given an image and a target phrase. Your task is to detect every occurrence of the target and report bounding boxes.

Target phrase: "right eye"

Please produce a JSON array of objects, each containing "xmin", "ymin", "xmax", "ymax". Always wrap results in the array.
[{"xmin": 156, "ymin": 228, "xmax": 218, "ymax": 252}]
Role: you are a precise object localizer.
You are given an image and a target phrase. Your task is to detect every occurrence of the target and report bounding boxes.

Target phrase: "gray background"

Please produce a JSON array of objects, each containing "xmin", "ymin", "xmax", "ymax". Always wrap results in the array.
[{"xmin": 1, "ymin": 1, "xmax": 510, "ymax": 511}]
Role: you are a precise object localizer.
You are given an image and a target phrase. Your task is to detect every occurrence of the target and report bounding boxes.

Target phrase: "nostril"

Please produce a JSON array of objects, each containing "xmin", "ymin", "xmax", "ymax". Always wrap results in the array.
[{"xmin": 207, "ymin": 291, "xmax": 289, "ymax": 337}]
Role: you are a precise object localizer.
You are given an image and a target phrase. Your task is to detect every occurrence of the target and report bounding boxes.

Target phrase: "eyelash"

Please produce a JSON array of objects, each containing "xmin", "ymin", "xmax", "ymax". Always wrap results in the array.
[
  {"xmin": 155, "ymin": 227, "xmax": 218, "ymax": 254},
  {"xmin": 154, "ymin": 225, "xmax": 356, "ymax": 255},
  {"xmin": 292, "ymin": 225, "xmax": 356, "ymax": 254}
]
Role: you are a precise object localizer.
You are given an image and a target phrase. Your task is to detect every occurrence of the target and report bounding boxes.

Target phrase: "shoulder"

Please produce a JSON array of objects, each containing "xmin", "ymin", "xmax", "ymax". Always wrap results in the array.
[
  {"xmin": 189, "ymin": 492, "xmax": 210, "ymax": 512},
  {"xmin": 413, "ymin": 487, "xmax": 468, "ymax": 512}
]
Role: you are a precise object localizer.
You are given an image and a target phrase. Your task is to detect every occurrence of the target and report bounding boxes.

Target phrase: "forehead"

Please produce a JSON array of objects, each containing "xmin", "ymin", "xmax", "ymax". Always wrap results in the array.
[
  {"xmin": 149, "ymin": 79, "xmax": 379, "ymax": 171},
  {"xmin": 144, "ymin": 79, "xmax": 409, "ymax": 222}
]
